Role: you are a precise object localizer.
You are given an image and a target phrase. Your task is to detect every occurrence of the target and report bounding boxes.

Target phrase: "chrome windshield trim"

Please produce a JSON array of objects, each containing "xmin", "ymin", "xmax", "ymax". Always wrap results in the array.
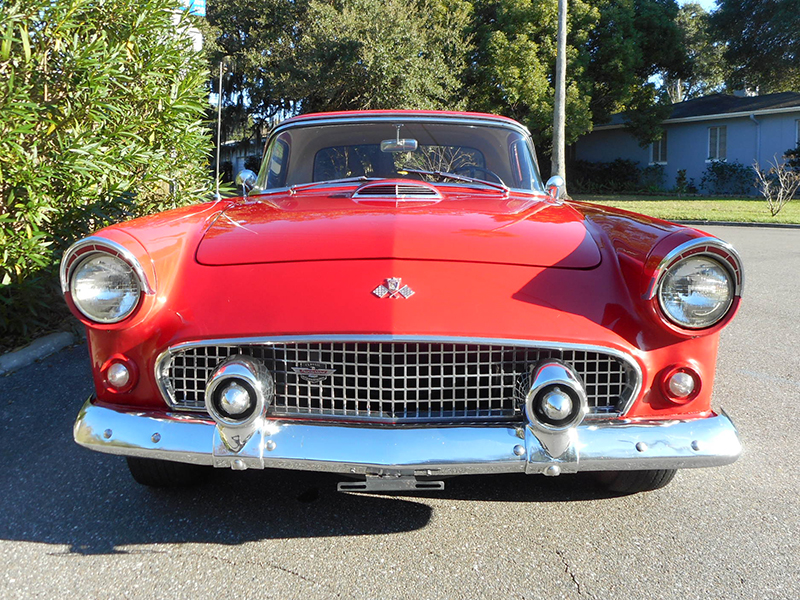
[
  {"xmin": 272, "ymin": 114, "xmax": 533, "ymax": 138},
  {"xmin": 154, "ymin": 335, "xmax": 643, "ymax": 416},
  {"xmin": 258, "ymin": 114, "xmax": 543, "ymax": 195},
  {"xmin": 644, "ymin": 236, "xmax": 744, "ymax": 300},
  {"xmin": 59, "ymin": 236, "xmax": 155, "ymax": 295}
]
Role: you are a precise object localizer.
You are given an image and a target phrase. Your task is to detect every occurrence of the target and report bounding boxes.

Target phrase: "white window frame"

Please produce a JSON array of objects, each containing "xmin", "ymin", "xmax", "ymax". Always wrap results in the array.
[
  {"xmin": 650, "ymin": 132, "xmax": 668, "ymax": 165},
  {"xmin": 707, "ymin": 125, "xmax": 727, "ymax": 162}
]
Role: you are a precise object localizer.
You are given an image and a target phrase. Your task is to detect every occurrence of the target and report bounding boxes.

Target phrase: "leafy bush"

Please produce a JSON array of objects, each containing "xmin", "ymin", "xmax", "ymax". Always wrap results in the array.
[
  {"xmin": 640, "ymin": 164, "xmax": 666, "ymax": 192},
  {"xmin": 568, "ymin": 159, "xmax": 642, "ymax": 194},
  {"xmin": 0, "ymin": 0, "xmax": 211, "ymax": 347},
  {"xmin": 786, "ymin": 143, "xmax": 800, "ymax": 170},
  {"xmin": 699, "ymin": 161, "xmax": 754, "ymax": 195},
  {"xmin": 674, "ymin": 169, "xmax": 688, "ymax": 195},
  {"xmin": 244, "ymin": 156, "xmax": 261, "ymax": 173},
  {"xmin": 569, "ymin": 159, "xmax": 673, "ymax": 194}
]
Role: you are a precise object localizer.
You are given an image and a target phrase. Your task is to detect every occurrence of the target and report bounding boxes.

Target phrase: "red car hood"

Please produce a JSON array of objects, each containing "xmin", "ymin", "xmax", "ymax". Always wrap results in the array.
[{"xmin": 196, "ymin": 191, "xmax": 601, "ymax": 269}]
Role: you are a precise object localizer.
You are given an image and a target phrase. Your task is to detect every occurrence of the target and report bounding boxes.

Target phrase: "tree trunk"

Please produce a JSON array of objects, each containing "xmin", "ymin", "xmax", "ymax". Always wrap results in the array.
[{"xmin": 551, "ymin": 0, "xmax": 568, "ymax": 198}]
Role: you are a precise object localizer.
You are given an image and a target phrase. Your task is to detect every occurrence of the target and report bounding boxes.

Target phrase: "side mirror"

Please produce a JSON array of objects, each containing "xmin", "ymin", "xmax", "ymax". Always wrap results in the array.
[
  {"xmin": 235, "ymin": 169, "xmax": 258, "ymax": 196},
  {"xmin": 545, "ymin": 175, "xmax": 565, "ymax": 201}
]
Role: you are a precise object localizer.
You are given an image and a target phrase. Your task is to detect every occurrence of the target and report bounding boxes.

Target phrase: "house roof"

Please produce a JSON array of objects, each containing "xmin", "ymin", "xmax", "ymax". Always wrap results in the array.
[{"xmin": 596, "ymin": 92, "xmax": 800, "ymax": 130}]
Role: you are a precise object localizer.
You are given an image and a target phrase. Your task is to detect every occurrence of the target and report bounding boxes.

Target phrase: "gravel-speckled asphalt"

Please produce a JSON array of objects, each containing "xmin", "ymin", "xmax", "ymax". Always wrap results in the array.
[{"xmin": 0, "ymin": 225, "xmax": 797, "ymax": 599}]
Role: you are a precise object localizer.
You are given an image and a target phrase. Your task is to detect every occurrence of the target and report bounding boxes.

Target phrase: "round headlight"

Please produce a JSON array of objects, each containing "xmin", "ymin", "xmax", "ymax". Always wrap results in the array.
[
  {"xmin": 70, "ymin": 253, "xmax": 141, "ymax": 323},
  {"xmin": 658, "ymin": 255, "xmax": 734, "ymax": 329}
]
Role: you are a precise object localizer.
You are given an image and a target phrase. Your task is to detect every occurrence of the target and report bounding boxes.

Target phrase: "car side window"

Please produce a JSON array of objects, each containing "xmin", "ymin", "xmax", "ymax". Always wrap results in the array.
[
  {"xmin": 509, "ymin": 138, "xmax": 534, "ymax": 189},
  {"xmin": 265, "ymin": 138, "xmax": 290, "ymax": 189}
]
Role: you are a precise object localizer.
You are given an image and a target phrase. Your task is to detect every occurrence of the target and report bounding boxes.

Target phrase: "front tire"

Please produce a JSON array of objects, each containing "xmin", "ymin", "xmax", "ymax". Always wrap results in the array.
[
  {"xmin": 594, "ymin": 469, "xmax": 677, "ymax": 494},
  {"xmin": 126, "ymin": 457, "xmax": 209, "ymax": 487}
]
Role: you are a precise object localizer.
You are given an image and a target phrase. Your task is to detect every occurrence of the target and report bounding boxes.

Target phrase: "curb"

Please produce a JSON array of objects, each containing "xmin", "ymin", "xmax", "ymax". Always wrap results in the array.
[
  {"xmin": 675, "ymin": 220, "xmax": 800, "ymax": 229},
  {"xmin": 0, "ymin": 331, "xmax": 76, "ymax": 376}
]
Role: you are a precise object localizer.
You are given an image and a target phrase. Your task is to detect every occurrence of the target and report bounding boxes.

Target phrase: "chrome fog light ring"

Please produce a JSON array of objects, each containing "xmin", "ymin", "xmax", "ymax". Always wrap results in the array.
[
  {"xmin": 525, "ymin": 360, "xmax": 588, "ymax": 432},
  {"xmin": 209, "ymin": 379, "xmax": 260, "ymax": 421},
  {"xmin": 205, "ymin": 355, "xmax": 274, "ymax": 428},
  {"xmin": 534, "ymin": 385, "xmax": 581, "ymax": 427}
]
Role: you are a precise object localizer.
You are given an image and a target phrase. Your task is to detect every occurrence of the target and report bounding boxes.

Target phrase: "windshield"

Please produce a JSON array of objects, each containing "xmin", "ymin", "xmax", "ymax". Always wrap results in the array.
[{"xmin": 254, "ymin": 120, "xmax": 544, "ymax": 193}]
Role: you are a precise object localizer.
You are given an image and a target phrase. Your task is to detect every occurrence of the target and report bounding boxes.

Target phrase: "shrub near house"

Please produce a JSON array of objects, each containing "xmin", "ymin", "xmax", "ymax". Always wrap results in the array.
[
  {"xmin": 575, "ymin": 92, "xmax": 800, "ymax": 196},
  {"xmin": 700, "ymin": 161, "xmax": 754, "ymax": 196}
]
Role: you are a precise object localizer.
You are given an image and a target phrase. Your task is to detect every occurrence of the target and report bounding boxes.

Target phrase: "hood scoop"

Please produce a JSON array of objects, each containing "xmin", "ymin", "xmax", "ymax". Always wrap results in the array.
[{"xmin": 352, "ymin": 180, "xmax": 442, "ymax": 206}]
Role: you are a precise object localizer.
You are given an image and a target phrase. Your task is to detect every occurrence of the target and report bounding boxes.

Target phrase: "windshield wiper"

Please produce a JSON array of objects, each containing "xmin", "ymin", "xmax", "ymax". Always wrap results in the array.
[
  {"xmin": 289, "ymin": 176, "xmax": 380, "ymax": 193},
  {"xmin": 397, "ymin": 168, "xmax": 509, "ymax": 192}
]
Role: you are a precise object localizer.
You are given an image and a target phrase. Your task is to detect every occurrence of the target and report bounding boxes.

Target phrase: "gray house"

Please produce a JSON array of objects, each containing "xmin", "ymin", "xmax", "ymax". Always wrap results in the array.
[{"xmin": 574, "ymin": 92, "xmax": 800, "ymax": 192}]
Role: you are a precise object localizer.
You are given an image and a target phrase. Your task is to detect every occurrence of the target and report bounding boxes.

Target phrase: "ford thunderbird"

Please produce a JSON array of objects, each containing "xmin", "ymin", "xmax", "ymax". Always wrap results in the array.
[{"xmin": 64, "ymin": 111, "xmax": 743, "ymax": 494}]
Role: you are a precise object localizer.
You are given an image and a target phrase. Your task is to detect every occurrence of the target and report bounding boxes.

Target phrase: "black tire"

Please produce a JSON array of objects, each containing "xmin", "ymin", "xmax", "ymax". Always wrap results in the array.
[
  {"xmin": 594, "ymin": 469, "xmax": 677, "ymax": 494},
  {"xmin": 126, "ymin": 456, "xmax": 209, "ymax": 487}
]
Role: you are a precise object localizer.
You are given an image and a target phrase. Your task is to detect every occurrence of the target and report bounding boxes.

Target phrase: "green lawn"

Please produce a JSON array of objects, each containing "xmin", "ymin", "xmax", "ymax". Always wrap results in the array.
[{"xmin": 571, "ymin": 195, "xmax": 800, "ymax": 224}]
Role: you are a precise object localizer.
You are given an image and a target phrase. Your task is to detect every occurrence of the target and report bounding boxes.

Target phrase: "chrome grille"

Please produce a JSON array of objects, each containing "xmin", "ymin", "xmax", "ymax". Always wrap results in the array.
[{"xmin": 158, "ymin": 340, "xmax": 637, "ymax": 423}]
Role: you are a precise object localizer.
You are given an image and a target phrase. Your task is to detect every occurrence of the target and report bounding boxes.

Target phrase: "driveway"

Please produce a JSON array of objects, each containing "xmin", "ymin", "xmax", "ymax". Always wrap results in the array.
[{"xmin": 0, "ymin": 225, "xmax": 797, "ymax": 599}]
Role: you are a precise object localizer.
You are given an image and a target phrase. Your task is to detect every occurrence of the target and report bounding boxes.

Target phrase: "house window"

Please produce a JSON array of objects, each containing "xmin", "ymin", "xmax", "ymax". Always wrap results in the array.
[
  {"xmin": 796, "ymin": 119, "xmax": 799, "ymax": 145},
  {"xmin": 650, "ymin": 132, "xmax": 667, "ymax": 164},
  {"xmin": 708, "ymin": 126, "xmax": 727, "ymax": 161}
]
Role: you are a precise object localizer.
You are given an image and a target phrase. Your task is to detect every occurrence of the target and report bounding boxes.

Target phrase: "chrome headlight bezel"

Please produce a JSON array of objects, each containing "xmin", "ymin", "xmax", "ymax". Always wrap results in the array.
[
  {"xmin": 658, "ymin": 255, "xmax": 734, "ymax": 329},
  {"xmin": 69, "ymin": 253, "xmax": 141, "ymax": 323},
  {"xmin": 60, "ymin": 237, "xmax": 154, "ymax": 324},
  {"xmin": 648, "ymin": 238, "xmax": 743, "ymax": 332}
]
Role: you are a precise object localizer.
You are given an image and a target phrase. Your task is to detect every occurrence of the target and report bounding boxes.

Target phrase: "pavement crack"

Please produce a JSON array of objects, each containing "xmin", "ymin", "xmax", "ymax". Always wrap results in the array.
[
  {"xmin": 180, "ymin": 549, "xmax": 342, "ymax": 595},
  {"xmin": 555, "ymin": 549, "xmax": 592, "ymax": 598},
  {"xmin": 265, "ymin": 562, "xmax": 319, "ymax": 586}
]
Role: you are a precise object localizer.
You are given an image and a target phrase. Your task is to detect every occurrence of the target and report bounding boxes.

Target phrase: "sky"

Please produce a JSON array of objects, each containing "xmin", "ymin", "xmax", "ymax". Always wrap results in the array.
[{"xmin": 678, "ymin": 0, "xmax": 718, "ymax": 11}]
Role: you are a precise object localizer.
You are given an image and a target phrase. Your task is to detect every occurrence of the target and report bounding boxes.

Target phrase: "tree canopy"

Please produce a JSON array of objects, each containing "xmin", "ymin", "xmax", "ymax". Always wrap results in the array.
[
  {"xmin": 203, "ymin": 0, "xmax": 306, "ymax": 140},
  {"xmin": 663, "ymin": 3, "xmax": 729, "ymax": 103},
  {"xmin": 291, "ymin": 0, "xmax": 473, "ymax": 114},
  {"xmin": 712, "ymin": 0, "xmax": 800, "ymax": 93},
  {"xmin": 205, "ymin": 0, "xmax": 693, "ymax": 148}
]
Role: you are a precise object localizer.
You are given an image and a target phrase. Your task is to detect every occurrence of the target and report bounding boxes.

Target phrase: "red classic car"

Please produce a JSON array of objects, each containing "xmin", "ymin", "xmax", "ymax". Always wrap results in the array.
[{"xmin": 63, "ymin": 111, "xmax": 743, "ymax": 494}]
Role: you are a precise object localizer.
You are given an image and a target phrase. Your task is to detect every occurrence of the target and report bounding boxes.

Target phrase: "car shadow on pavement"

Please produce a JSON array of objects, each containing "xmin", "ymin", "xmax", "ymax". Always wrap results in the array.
[{"xmin": 0, "ymin": 448, "xmax": 621, "ymax": 556}]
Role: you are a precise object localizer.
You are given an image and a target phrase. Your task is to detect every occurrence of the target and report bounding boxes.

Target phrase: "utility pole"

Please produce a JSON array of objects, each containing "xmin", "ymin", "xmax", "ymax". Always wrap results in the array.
[{"xmin": 551, "ymin": 0, "xmax": 568, "ymax": 198}]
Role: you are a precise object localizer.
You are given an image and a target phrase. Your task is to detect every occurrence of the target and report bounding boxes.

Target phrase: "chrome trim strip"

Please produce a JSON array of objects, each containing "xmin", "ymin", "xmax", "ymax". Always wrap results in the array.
[
  {"xmin": 272, "ymin": 114, "xmax": 533, "ymax": 139},
  {"xmin": 60, "ymin": 236, "xmax": 155, "ymax": 295},
  {"xmin": 644, "ymin": 236, "xmax": 744, "ymax": 300},
  {"xmin": 74, "ymin": 398, "xmax": 742, "ymax": 474},
  {"xmin": 154, "ymin": 335, "xmax": 643, "ymax": 417}
]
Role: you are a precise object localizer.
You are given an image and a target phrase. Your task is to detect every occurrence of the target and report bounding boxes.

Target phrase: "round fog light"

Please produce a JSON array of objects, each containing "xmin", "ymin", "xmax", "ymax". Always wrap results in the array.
[
  {"xmin": 107, "ymin": 362, "xmax": 130, "ymax": 388},
  {"xmin": 525, "ymin": 361, "xmax": 588, "ymax": 432},
  {"xmin": 668, "ymin": 371, "xmax": 695, "ymax": 398},
  {"xmin": 204, "ymin": 355, "xmax": 274, "ymax": 428},
  {"xmin": 661, "ymin": 366, "xmax": 701, "ymax": 404},
  {"xmin": 541, "ymin": 387, "xmax": 573, "ymax": 421},
  {"xmin": 219, "ymin": 381, "xmax": 253, "ymax": 416}
]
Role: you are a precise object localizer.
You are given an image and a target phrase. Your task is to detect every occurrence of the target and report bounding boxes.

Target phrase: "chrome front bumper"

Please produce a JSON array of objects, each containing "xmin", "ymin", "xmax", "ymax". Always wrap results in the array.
[{"xmin": 73, "ymin": 398, "xmax": 742, "ymax": 476}]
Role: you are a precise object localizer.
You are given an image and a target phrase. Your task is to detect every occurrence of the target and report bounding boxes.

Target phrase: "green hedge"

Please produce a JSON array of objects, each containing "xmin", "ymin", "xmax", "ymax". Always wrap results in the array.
[{"xmin": 0, "ymin": 0, "xmax": 212, "ymax": 348}]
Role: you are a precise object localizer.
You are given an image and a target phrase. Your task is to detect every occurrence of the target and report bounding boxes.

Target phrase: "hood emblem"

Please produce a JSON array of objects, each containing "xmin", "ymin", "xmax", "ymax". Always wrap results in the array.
[
  {"xmin": 373, "ymin": 277, "xmax": 415, "ymax": 299},
  {"xmin": 292, "ymin": 363, "xmax": 336, "ymax": 383}
]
